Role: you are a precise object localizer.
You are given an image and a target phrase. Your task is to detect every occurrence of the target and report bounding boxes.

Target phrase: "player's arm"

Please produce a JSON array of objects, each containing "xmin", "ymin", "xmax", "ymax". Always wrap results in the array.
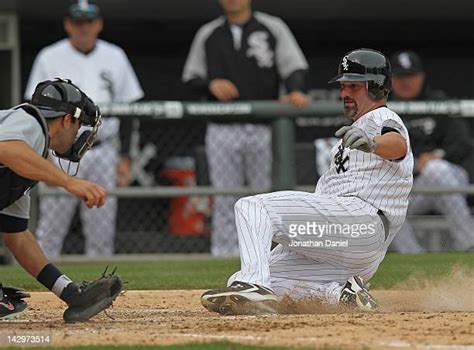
[
  {"xmin": 0, "ymin": 140, "xmax": 106, "ymax": 208},
  {"xmin": 0, "ymin": 140, "xmax": 70, "ymax": 186},
  {"xmin": 373, "ymin": 132, "xmax": 407, "ymax": 160},
  {"xmin": 335, "ymin": 126, "xmax": 408, "ymax": 160}
]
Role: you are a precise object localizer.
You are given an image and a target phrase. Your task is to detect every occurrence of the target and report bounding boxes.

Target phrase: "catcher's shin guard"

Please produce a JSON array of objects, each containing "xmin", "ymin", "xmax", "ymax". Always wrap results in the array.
[{"xmin": 62, "ymin": 268, "xmax": 123, "ymax": 323}]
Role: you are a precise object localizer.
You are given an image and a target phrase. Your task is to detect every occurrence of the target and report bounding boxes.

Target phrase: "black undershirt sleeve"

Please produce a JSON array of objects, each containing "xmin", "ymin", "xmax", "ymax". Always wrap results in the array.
[{"xmin": 283, "ymin": 69, "xmax": 308, "ymax": 93}]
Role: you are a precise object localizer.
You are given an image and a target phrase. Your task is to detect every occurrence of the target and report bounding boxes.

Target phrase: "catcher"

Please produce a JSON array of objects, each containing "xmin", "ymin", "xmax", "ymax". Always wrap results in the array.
[{"xmin": 0, "ymin": 78, "xmax": 122, "ymax": 322}]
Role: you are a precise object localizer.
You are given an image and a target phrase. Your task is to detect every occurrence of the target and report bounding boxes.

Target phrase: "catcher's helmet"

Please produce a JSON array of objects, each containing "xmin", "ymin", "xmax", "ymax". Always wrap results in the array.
[
  {"xmin": 329, "ymin": 48, "xmax": 392, "ymax": 101},
  {"xmin": 31, "ymin": 78, "xmax": 100, "ymax": 127}
]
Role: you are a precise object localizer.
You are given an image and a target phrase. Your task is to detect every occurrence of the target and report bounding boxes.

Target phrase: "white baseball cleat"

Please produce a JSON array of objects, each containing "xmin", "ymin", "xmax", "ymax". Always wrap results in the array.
[
  {"xmin": 339, "ymin": 275, "xmax": 378, "ymax": 311},
  {"xmin": 201, "ymin": 281, "xmax": 278, "ymax": 315}
]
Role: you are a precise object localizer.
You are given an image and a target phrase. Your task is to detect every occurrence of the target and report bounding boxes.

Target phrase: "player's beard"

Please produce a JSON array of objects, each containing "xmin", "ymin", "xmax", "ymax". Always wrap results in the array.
[{"xmin": 343, "ymin": 98, "xmax": 358, "ymax": 119}]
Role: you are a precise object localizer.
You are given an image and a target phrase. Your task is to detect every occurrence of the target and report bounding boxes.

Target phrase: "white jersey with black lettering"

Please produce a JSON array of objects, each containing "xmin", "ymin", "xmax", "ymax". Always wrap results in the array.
[
  {"xmin": 25, "ymin": 38, "xmax": 143, "ymax": 258},
  {"xmin": 315, "ymin": 106, "xmax": 414, "ymax": 237},
  {"xmin": 25, "ymin": 38, "xmax": 144, "ymax": 141}
]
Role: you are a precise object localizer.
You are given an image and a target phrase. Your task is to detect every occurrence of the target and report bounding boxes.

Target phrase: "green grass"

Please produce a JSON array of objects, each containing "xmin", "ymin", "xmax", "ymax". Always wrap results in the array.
[{"xmin": 0, "ymin": 252, "xmax": 472, "ymax": 291}]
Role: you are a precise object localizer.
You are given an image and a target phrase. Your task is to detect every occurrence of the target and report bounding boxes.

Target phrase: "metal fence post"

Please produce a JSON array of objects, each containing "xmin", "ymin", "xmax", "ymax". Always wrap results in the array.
[{"xmin": 272, "ymin": 116, "xmax": 296, "ymax": 191}]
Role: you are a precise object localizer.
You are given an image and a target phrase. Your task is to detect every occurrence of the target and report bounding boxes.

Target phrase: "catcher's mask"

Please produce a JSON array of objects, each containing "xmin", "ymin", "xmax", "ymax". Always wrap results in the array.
[{"xmin": 31, "ymin": 78, "xmax": 102, "ymax": 165}]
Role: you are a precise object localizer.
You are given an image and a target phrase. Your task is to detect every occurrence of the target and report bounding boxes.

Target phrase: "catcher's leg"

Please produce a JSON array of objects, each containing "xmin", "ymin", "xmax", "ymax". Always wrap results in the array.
[{"xmin": 3, "ymin": 230, "xmax": 122, "ymax": 322}]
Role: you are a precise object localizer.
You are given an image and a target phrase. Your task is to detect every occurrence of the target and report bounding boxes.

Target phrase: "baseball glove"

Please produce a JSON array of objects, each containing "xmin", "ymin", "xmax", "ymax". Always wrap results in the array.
[{"xmin": 62, "ymin": 267, "xmax": 123, "ymax": 323}]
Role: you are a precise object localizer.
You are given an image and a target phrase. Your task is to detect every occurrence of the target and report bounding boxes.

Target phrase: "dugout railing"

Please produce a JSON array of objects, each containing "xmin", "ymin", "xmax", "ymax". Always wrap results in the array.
[{"xmin": 11, "ymin": 100, "xmax": 474, "ymax": 258}]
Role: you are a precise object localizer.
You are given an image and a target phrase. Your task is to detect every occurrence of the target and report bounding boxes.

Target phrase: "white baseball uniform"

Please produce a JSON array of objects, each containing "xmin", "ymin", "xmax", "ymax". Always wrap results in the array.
[
  {"xmin": 25, "ymin": 38, "xmax": 144, "ymax": 258},
  {"xmin": 227, "ymin": 107, "xmax": 414, "ymax": 302}
]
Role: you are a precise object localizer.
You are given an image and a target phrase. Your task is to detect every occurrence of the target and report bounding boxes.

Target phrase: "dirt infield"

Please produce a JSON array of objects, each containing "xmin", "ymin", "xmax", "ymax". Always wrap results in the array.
[{"xmin": 1, "ymin": 285, "xmax": 473, "ymax": 350}]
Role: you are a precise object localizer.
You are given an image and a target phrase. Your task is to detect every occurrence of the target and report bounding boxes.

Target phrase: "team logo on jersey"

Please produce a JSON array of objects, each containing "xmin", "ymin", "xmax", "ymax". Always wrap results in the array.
[
  {"xmin": 342, "ymin": 56, "xmax": 349, "ymax": 71},
  {"xmin": 334, "ymin": 144, "xmax": 349, "ymax": 173},
  {"xmin": 246, "ymin": 31, "xmax": 274, "ymax": 68}
]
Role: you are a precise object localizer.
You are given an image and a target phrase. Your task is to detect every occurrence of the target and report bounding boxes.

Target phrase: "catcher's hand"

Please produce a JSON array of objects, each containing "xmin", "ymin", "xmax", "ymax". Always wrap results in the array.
[
  {"xmin": 1, "ymin": 285, "xmax": 30, "ymax": 300},
  {"xmin": 62, "ymin": 268, "xmax": 123, "ymax": 323},
  {"xmin": 335, "ymin": 126, "xmax": 377, "ymax": 153}
]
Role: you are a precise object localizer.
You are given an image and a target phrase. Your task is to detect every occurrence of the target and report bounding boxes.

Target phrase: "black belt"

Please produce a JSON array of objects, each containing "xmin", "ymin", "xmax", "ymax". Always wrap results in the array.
[{"xmin": 377, "ymin": 209, "xmax": 389, "ymax": 241}]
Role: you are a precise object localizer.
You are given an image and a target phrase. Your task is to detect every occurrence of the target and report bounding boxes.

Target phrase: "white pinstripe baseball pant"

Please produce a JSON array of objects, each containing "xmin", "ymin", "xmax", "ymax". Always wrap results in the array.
[{"xmin": 227, "ymin": 191, "xmax": 387, "ymax": 303}]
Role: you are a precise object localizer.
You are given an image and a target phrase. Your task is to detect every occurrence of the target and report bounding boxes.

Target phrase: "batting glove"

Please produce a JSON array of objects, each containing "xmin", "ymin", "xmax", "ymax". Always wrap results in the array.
[{"xmin": 335, "ymin": 126, "xmax": 377, "ymax": 153}]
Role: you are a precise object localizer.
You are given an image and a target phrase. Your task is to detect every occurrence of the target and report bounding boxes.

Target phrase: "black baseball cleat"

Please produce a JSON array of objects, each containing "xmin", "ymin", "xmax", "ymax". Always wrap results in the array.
[
  {"xmin": 201, "ymin": 281, "xmax": 278, "ymax": 315},
  {"xmin": 0, "ymin": 285, "xmax": 29, "ymax": 320},
  {"xmin": 340, "ymin": 275, "xmax": 378, "ymax": 311}
]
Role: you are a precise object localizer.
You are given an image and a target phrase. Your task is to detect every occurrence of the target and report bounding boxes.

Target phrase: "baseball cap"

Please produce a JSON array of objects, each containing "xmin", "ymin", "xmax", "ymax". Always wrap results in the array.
[
  {"xmin": 68, "ymin": 1, "xmax": 101, "ymax": 20},
  {"xmin": 390, "ymin": 51, "xmax": 424, "ymax": 76}
]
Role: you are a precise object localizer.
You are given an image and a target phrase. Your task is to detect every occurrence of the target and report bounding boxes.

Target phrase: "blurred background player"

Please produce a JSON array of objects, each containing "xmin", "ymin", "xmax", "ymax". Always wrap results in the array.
[
  {"xmin": 182, "ymin": 0, "xmax": 310, "ymax": 256},
  {"xmin": 388, "ymin": 50, "xmax": 474, "ymax": 252},
  {"xmin": 25, "ymin": 0, "xmax": 144, "ymax": 258}
]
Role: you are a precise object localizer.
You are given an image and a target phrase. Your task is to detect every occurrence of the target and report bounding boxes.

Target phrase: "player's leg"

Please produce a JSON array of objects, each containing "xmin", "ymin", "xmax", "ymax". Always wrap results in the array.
[
  {"xmin": 268, "ymin": 244, "xmax": 380, "ymax": 307},
  {"xmin": 2, "ymin": 230, "xmax": 121, "ymax": 322},
  {"xmin": 202, "ymin": 191, "xmax": 384, "ymax": 313},
  {"xmin": 228, "ymin": 191, "xmax": 384, "ymax": 286},
  {"xmin": 80, "ymin": 144, "xmax": 118, "ymax": 257},
  {"xmin": 424, "ymin": 159, "xmax": 474, "ymax": 250},
  {"xmin": 36, "ymin": 156, "xmax": 79, "ymax": 259},
  {"xmin": 206, "ymin": 124, "xmax": 245, "ymax": 257},
  {"xmin": 245, "ymin": 124, "xmax": 272, "ymax": 189}
]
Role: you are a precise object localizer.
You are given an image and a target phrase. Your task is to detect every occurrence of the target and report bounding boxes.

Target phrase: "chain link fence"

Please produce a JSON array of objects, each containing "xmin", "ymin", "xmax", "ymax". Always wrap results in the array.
[{"xmin": 2, "ymin": 100, "xmax": 474, "ymax": 261}]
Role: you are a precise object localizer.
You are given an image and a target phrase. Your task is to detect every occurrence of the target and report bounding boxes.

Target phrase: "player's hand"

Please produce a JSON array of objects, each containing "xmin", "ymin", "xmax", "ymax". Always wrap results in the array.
[
  {"xmin": 64, "ymin": 178, "xmax": 107, "ymax": 208},
  {"xmin": 116, "ymin": 156, "xmax": 132, "ymax": 187},
  {"xmin": 280, "ymin": 91, "xmax": 310, "ymax": 108},
  {"xmin": 209, "ymin": 79, "xmax": 239, "ymax": 101},
  {"xmin": 335, "ymin": 126, "xmax": 376, "ymax": 153}
]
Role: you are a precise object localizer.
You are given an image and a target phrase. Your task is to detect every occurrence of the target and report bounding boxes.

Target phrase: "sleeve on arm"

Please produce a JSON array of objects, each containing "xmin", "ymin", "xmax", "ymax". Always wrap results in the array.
[
  {"xmin": 381, "ymin": 119, "xmax": 406, "ymax": 136},
  {"xmin": 264, "ymin": 16, "xmax": 308, "ymax": 79},
  {"xmin": 283, "ymin": 69, "xmax": 308, "ymax": 93},
  {"xmin": 116, "ymin": 49, "xmax": 144, "ymax": 103},
  {"xmin": 182, "ymin": 27, "xmax": 210, "ymax": 83},
  {"xmin": 184, "ymin": 77, "xmax": 210, "ymax": 98},
  {"xmin": 381, "ymin": 118, "xmax": 410, "ymax": 159},
  {"xmin": 119, "ymin": 118, "xmax": 132, "ymax": 156}
]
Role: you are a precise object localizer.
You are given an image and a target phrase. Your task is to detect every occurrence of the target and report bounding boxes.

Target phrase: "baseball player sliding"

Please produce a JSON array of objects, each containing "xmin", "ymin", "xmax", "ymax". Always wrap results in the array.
[{"xmin": 202, "ymin": 48, "xmax": 414, "ymax": 314}]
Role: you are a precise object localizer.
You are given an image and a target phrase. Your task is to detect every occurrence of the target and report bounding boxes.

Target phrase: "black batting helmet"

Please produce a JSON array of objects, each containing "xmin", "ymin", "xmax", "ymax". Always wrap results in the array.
[{"xmin": 329, "ymin": 48, "xmax": 392, "ymax": 101}]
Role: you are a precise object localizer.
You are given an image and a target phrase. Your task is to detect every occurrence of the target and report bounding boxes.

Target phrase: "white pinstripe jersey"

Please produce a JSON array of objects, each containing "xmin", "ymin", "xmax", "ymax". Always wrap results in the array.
[{"xmin": 315, "ymin": 107, "xmax": 414, "ymax": 235}]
